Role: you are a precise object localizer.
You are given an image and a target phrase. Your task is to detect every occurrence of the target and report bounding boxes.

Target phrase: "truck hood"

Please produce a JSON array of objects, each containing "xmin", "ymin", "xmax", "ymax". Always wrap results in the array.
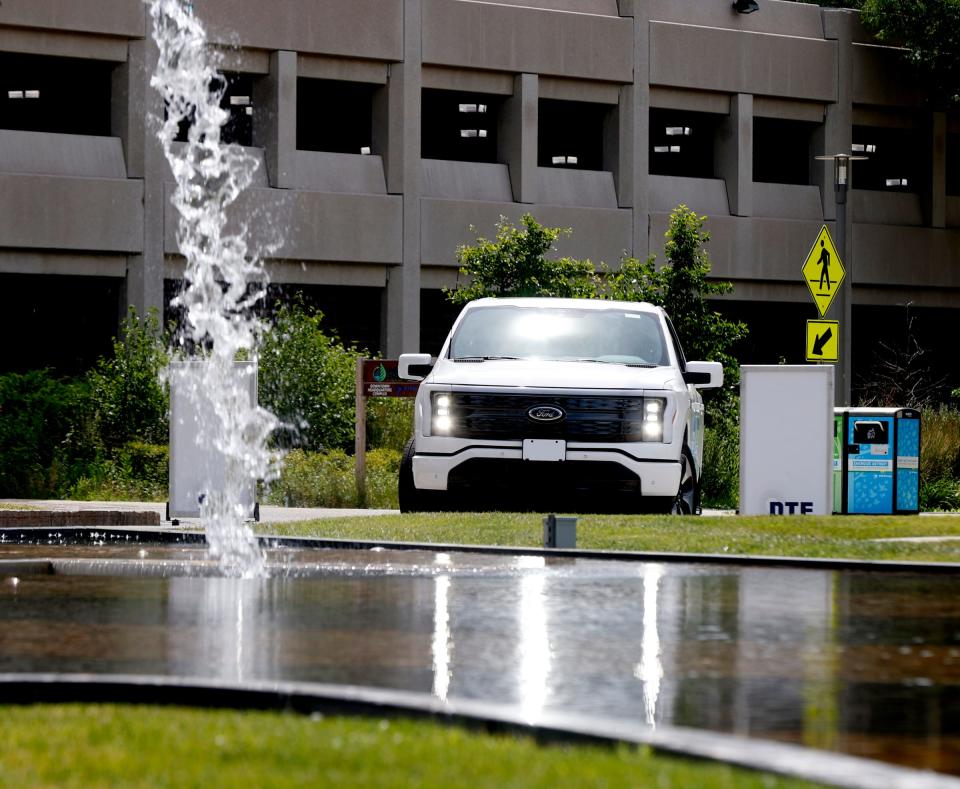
[{"xmin": 427, "ymin": 358, "xmax": 682, "ymax": 391}]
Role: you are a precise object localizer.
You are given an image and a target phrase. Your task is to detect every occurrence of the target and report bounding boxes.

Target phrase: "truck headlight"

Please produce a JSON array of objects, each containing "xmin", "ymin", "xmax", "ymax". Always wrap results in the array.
[
  {"xmin": 432, "ymin": 392, "xmax": 453, "ymax": 434},
  {"xmin": 642, "ymin": 397, "xmax": 665, "ymax": 442}
]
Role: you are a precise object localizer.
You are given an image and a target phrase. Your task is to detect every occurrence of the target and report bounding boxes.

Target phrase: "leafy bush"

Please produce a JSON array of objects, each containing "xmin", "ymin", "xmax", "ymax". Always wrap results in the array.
[
  {"xmin": 259, "ymin": 302, "xmax": 360, "ymax": 452},
  {"xmin": 266, "ymin": 448, "xmax": 400, "ymax": 509},
  {"xmin": 0, "ymin": 370, "xmax": 89, "ymax": 497},
  {"xmin": 701, "ymin": 424, "xmax": 740, "ymax": 509},
  {"xmin": 366, "ymin": 398, "xmax": 414, "ymax": 453},
  {"xmin": 85, "ymin": 308, "xmax": 169, "ymax": 450},
  {"xmin": 920, "ymin": 476, "xmax": 960, "ymax": 513},
  {"xmin": 65, "ymin": 443, "xmax": 169, "ymax": 502}
]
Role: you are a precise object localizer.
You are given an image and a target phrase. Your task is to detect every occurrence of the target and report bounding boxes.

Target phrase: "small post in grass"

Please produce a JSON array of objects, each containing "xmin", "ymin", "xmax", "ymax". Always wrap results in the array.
[
  {"xmin": 355, "ymin": 357, "xmax": 367, "ymax": 508},
  {"xmin": 543, "ymin": 514, "xmax": 577, "ymax": 548}
]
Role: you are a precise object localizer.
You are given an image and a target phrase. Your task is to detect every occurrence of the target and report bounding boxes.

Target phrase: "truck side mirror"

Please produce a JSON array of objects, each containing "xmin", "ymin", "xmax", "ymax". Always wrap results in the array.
[
  {"xmin": 399, "ymin": 353, "xmax": 433, "ymax": 381},
  {"xmin": 683, "ymin": 361, "xmax": 723, "ymax": 388}
]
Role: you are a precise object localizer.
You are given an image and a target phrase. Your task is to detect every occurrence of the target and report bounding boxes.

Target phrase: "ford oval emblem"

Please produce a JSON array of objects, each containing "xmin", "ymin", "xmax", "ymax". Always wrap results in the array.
[{"xmin": 527, "ymin": 405, "xmax": 565, "ymax": 423}]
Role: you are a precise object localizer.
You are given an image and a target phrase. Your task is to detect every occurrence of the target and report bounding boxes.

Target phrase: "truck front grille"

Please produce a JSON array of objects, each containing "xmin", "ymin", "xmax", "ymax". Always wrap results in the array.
[{"xmin": 446, "ymin": 392, "xmax": 647, "ymax": 442}]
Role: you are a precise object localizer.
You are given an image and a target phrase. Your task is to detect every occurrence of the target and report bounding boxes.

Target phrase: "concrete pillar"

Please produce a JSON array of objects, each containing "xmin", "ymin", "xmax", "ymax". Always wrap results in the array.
[
  {"xmin": 931, "ymin": 111, "xmax": 947, "ymax": 228},
  {"xmin": 498, "ymin": 73, "xmax": 538, "ymax": 204},
  {"xmin": 384, "ymin": 0, "xmax": 422, "ymax": 357},
  {"xmin": 617, "ymin": 0, "xmax": 650, "ymax": 259},
  {"xmin": 716, "ymin": 93, "xmax": 753, "ymax": 217},
  {"xmin": 254, "ymin": 50, "xmax": 297, "ymax": 189},
  {"xmin": 121, "ymin": 37, "xmax": 165, "ymax": 321}
]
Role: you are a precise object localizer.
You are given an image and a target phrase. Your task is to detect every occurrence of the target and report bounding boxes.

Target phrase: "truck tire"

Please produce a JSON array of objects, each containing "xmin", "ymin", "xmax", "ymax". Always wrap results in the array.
[
  {"xmin": 399, "ymin": 437, "xmax": 448, "ymax": 513},
  {"xmin": 672, "ymin": 445, "xmax": 701, "ymax": 515},
  {"xmin": 642, "ymin": 445, "xmax": 700, "ymax": 515},
  {"xmin": 398, "ymin": 437, "xmax": 419, "ymax": 513}
]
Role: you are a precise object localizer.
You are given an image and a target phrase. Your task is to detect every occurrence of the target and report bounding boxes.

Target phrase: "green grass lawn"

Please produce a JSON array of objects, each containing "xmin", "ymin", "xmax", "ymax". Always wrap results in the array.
[
  {"xmin": 259, "ymin": 512, "xmax": 960, "ymax": 563},
  {"xmin": 0, "ymin": 704, "xmax": 825, "ymax": 789}
]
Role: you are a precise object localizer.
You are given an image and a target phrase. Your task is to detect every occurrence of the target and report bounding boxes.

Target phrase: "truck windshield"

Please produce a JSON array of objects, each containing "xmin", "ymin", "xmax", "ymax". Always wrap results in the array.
[{"xmin": 449, "ymin": 305, "xmax": 668, "ymax": 365}]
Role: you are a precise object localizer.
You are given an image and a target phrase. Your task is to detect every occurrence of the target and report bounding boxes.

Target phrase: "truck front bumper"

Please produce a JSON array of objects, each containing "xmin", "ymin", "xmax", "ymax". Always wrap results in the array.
[{"xmin": 412, "ymin": 443, "xmax": 681, "ymax": 497}]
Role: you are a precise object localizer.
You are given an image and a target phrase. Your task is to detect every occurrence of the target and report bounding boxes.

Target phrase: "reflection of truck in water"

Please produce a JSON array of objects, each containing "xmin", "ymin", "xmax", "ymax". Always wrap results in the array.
[{"xmin": 397, "ymin": 297, "xmax": 723, "ymax": 513}]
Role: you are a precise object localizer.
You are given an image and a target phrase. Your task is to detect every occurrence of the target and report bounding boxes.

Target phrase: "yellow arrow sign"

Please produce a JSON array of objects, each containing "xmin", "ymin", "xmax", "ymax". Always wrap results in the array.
[
  {"xmin": 801, "ymin": 225, "xmax": 845, "ymax": 318},
  {"xmin": 806, "ymin": 319, "xmax": 839, "ymax": 363}
]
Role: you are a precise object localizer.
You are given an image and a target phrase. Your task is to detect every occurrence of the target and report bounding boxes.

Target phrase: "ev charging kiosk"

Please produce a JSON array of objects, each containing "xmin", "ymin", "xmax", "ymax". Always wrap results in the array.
[{"xmin": 833, "ymin": 408, "xmax": 921, "ymax": 514}]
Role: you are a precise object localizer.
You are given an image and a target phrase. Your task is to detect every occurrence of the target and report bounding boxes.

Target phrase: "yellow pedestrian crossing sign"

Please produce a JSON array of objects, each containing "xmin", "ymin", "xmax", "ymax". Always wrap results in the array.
[
  {"xmin": 806, "ymin": 319, "xmax": 839, "ymax": 363},
  {"xmin": 801, "ymin": 225, "xmax": 845, "ymax": 317}
]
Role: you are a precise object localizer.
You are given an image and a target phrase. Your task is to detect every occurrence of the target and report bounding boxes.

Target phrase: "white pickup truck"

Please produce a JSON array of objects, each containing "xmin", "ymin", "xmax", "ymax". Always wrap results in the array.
[{"xmin": 397, "ymin": 297, "xmax": 723, "ymax": 514}]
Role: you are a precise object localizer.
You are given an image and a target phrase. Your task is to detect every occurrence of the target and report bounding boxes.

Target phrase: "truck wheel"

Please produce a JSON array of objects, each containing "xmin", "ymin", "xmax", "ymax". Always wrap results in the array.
[
  {"xmin": 641, "ymin": 445, "xmax": 700, "ymax": 515},
  {"xmin": 671, "ymin": 445, "xmax": 701, "ymax": 515},
  {"xmin": 399, "ymin": 438, "xmax": 448, "ymax": 512},
  {"xmin": 398, "ymin": 438, "xmax": 420, "ymax": 513}
]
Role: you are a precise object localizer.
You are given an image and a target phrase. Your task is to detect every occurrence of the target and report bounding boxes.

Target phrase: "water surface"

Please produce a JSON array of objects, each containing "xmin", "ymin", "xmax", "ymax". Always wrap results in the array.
[{"xmin": 1, "ymin": 544, "xmax": 958, "ymax": 774}]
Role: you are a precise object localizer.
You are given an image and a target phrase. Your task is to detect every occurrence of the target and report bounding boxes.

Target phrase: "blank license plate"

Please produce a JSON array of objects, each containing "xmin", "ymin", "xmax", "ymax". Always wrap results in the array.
[{"xmin": 522, "ymin": 439, "xmax": 566, "ymax": 462}]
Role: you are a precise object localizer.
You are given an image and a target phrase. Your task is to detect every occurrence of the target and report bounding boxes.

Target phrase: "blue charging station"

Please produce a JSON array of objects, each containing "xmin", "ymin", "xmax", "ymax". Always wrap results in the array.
[{"xmin": 833, "ymin": 408, "xmax": 921, "ymax": 514}]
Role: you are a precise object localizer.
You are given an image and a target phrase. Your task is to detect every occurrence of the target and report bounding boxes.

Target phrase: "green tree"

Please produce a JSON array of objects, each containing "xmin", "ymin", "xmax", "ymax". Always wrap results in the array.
[
  {"xmin": 444, "ymin": 207, "xmax": 747, "ymax": 421},
  {"xmin": 604, "ymin": 205, "xmax": 747, "ymax": 420},
  {"xmin": 258, "ymin": 301, "xmax": 361, "ymax": 452},
  {"xmin": 446, "ymin": 214, "xmax": 598, "ymax": 305},
  {"xmin": 859, "ymin": 0, "xmax": 960, "ymax": 106},
  {"xmin": 86, "ymin": 307, "xmax": 170, "ymax": 449}
]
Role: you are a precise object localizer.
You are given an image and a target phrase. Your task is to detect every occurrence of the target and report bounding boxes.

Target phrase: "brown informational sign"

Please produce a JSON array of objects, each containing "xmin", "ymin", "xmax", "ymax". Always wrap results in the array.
[{"xmin": 361, "ymin": 359, "xmax": 420, "ymax": 398}]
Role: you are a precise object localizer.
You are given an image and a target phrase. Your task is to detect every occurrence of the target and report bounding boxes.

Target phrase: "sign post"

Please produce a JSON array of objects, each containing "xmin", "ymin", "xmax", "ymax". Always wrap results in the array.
[
  {"xmin": 801, "ymin": 225, "xmax": 846, "ymax": 377},
  {"xmin": 805, "ymin": 319, "xmax": 839, "ymax": 363},
  {"xmin": 355, "ymin": 360, "xmax": 421, "ymax": 507}
]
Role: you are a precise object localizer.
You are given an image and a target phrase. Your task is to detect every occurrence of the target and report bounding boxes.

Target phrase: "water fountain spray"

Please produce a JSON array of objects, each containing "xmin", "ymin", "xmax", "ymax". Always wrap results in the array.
[{"xmin": 147, "ymin": 0, "xmax": 281, "ymax": 576}]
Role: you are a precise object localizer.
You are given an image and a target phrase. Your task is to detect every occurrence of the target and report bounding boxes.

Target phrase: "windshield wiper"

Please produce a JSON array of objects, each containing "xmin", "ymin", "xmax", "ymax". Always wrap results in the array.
[
  {"xmin": 452, "ymin": 356, "xmax": 521, "ymax": 362},
  {"xmin": 570, "ymin": 359, "xmax": 658, "ymax": 368}
]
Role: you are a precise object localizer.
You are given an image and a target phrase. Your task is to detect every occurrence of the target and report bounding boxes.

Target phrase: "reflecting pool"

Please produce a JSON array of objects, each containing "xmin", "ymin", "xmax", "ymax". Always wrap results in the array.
[{"xmin": 1, "ymin": 544, "xmax": 958, "ymax": 774}]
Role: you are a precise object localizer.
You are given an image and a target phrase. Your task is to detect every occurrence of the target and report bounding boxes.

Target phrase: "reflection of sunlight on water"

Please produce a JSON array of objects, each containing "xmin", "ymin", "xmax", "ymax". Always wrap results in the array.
[
  {"xmin": 171, "ymin": 577, "xmax": 263, "ymax": 683},
  {"xmin": 634, "ymin": 563, "xmax": 664, "ymax": 727},
  {"xmin": 432, "ymin": 575, "xmax": 451, "ymax": 702},
  {"xmin": 519, "ymin": 564, "xmax": 549, "ymax": 723}
]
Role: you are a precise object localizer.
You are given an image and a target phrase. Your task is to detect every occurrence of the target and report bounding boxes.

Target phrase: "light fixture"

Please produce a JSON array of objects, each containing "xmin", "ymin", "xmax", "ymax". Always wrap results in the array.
[
  {"xmin": 733, "ymin": 0, "xmax": 759, "ymax": 13},
  {"xmin": 360, "ymin": 146, "xmax": 371, "ymax": 155},
  {"xmin": 7, "ymin": 90, "xmax": 23, "ymax": 99},
  {"xmin": 458, "ymin": 103, "xmax": 487, "ymax": 113},
  {"xmin": 851, "ymin": 143, "xmax": 876, "ymax": 153},
  {"xmin": 432, "ymin": 393, "xmax": 453, "ymax": 434},
  {"xmin": 460, "ymin": 129, "xmax": 487, "ymax": 138},
  {"xmin": 885, "ymin": 178, "xmax": 908, "ymax": 187},
  {"xmin": 24, "ymin": 90, "xmax": 40, "ymax": 99},
  {"xmin": 665, "ymin": 126, "xmax": 691, "ymax": 136},
  {"xmin": 641, "ymin": 398, "xmax": 665, "ymax": 442},
  {"xmin": 230, "ymin": 95, "xmax": 250, "ymax": 106},
  {"xmin": 551, "ymin": 155, "xmax": 578, "ymax": 165}
]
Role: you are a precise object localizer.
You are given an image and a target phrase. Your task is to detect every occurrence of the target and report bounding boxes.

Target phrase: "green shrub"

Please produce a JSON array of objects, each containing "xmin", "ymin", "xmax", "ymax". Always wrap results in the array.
[
  {"xmin": 366, "ymin": 398, "xmax": 414, "ymax": 452},
  {"xmin": 919, "ymin": 476, "xmax": 960, "ymax": 512},
  {"xmin": 259, "ymin": 303, "xmax": 360, "ymax": 452},
  {"xmin": 364, "ymin": 448, "xmax": 402, "ymax": 508},
  {"xmin": 267, "ymin": 448, "xmax": 400, "ymax": 509},
  {"xmin": 85, "ymin": 308, "xmax": 169, "ymax": 450},
  {"xmin": 64, "ymin": 442, "xmax": 169, "ymax": 502},
  {"xmin": 0, "ymin": 370, "xmax": 89, "ymax": 497},
  {"xmin": 700, "ymin": 424, "xmax": 739, "ymax": 509}
]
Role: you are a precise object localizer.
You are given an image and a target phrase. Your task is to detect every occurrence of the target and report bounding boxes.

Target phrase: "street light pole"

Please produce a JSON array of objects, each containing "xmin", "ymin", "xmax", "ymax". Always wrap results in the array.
[
  {"xmin": 833, "ymin": 154, "xmax": 851, "ymax": 407},
  {"xmin": 815, "ymin": 153, "xmax": 866, "ymax": 407}
]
